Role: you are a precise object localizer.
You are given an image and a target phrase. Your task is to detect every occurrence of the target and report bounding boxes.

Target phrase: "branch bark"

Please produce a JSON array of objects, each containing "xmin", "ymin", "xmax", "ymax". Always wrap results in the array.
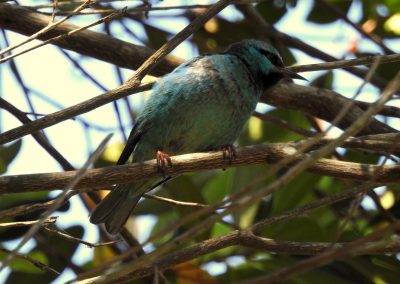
[
  {"xmin": 0, "ymin": 81, "xmax": 397, "ymax": 146},
  {"xmin": 0, "ymin": 2, "xmax": 183, "ymax": 76},
  {"xmin": 1, "ymin": 141, "xmax": 400, "ymax": 194},
  {"xmin": 263, "ymin": 83, "xmax": 398, "ymax": 135},
  {"xmin": 1, "ymin": 4, "xmax": 398, "ymax": 145},
  {"xmin": 82, "ymin": 231, "xmax": 400, "ymax": 282}
]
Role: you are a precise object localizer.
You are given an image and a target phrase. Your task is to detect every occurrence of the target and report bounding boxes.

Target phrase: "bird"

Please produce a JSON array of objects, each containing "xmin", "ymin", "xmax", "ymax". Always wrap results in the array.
[{"xmin": 90, "ymin": 39, "xmax": 305, "ymax": 234}]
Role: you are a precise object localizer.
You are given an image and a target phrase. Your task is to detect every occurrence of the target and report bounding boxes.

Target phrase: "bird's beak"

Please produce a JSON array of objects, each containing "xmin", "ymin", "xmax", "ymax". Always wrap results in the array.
[{"xmin": 278, "ymin": 67, "xmax": 307, "ymax": 81}]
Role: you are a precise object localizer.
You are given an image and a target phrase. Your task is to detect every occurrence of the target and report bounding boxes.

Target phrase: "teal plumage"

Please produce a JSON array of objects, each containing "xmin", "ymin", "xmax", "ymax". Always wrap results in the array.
[{"xmin": 90, "ymin": 39, "xmax": 304, "ymax": 234}]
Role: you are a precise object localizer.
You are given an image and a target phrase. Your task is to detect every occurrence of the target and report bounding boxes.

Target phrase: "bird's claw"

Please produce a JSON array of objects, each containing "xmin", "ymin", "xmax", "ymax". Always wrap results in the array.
[
  {"xmin": 222, "ymin": 144, "xmax": 236, "ymax": 165},
  {"xmin": 156, "ymin": 150, "xmax": 172, "ymax": 177}
]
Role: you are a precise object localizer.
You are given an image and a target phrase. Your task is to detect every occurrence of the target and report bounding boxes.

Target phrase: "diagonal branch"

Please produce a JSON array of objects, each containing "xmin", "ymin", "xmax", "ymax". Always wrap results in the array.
[
  {"xmin": 0, "ymin": 0, "xmax": 93, "ymax": 57},
  {"xmin": 0, "ymin": 2, "xmax": 183, "ymax": 76},
  {"xmin": 0, "ymin": 81, "xmax": 397, "ymax": 146},
  {"xmin": 0, "ymin": 247, "xmax": 60, "ymax": 276},
  {"xmin": 0, "ymin": 6, "xmax": 125, "ymax": 64}
]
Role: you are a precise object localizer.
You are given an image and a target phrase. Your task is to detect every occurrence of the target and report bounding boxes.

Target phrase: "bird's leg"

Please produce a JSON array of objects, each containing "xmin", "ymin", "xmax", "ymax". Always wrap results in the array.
[
  {"xmin": 222, "ymin": 144, "xmax": 236, "ymax": 165},
  {"xmin": 156, "ymin": 150, "xmax": 172, "ymax": 177}
]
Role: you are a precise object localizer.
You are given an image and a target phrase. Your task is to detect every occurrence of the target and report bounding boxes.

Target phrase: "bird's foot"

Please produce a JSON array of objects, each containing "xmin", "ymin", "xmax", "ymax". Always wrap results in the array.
[
  {"xmin": 156, "ymin": 150, "xmax": 172, "ymax": 177},
  {"xmin": 222, "ymin": 144, "xmax": 236, "ymax": 165}
]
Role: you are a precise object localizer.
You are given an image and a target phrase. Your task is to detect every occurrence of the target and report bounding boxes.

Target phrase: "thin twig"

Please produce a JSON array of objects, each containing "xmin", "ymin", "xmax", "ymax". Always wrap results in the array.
[
  {"xmin": 0, "ymin": 200, "xmax": 56, "ymax": 219},
  {"xmin": 34, "ymin": 3, "xmax": 215, "ymax": 15},
  {"xmin": 0, "ymin": 6, "xmax": 125, "ymax": 64},
  {"xmin": 253, "ymin": 111, "xmax": 315, "ymax": 137},
  {"xmin": 289, "ymin": 53, "xmax": 400, "ymax": 73},
  {"xmin": 328, "ymin": 57, "xmax": 388, "ymax": 243},
  {"xmin": 240, "ymin": 222, "xmax": 400, "ymax": 284},
  {"xmin": 0, "ymin": 247, "xmax": 60, "ymax": 276},
  {"xmin": 42, "ymin": 226, "xmax": 121, "ymax": 248},
  {"xmin": 0, "ymin": 82, "xmax": 152, "ymax": 145},
  {"xmin": 0, "ymin": 97, "xmax": 75, "ymax": 171},
  {"xmin": 0, "ymin": 134, "xmax": 112, "ymax": 273},
  {"xmin": 0, "ymin": 216, "xmax": 57, "ymax": 228},
  {"xmin": 143, "ymin": 193, "xmax": 210, "ymax": 208},
  {"xmin": 0, "ymin": 0, "xmax": 94, "ymax": 57}
]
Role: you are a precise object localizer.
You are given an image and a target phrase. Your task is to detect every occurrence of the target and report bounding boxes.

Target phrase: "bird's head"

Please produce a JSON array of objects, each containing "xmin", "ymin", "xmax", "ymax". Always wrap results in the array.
[{"xmin": 225, "ymin": 39, "xmax": 306, "ymax": 88}]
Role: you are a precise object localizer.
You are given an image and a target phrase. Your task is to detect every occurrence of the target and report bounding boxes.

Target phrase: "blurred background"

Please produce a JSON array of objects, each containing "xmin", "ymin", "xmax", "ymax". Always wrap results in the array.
[{"xmin": 1, "ymin": 0, "xmax": 400, "ymax": 283}]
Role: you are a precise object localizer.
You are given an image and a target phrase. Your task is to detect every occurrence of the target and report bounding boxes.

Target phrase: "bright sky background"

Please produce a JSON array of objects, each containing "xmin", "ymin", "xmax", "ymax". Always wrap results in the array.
[{"xmin": 1, "ymin": 0, "xmax": 399, "ymax": 283}]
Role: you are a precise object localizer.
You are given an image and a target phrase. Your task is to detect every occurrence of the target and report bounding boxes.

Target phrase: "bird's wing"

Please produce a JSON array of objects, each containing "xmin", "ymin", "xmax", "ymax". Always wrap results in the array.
[{"xmin": 117, "ymin": 123, "xmax": 143, "ymax": 165}]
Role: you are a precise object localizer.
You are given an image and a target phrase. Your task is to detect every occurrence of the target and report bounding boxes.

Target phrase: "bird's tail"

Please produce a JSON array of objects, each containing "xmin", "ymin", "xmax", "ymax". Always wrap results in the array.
[{"xmin": 90, "ymin": 182, "xmax": 147, "ymax": 234}]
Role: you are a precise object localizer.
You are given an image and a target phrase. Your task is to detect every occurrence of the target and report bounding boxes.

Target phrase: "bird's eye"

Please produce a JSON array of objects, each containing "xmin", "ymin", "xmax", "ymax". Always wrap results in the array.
[{"xmin": 260, "ymin": 49, "xmax": 284, "ymax": 67}]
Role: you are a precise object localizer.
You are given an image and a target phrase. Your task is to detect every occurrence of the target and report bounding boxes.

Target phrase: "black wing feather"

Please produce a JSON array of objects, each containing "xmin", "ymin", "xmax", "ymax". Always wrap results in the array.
[{"xmin": 117, "ymin": 123, "xmax": 143, "ymax": 165}]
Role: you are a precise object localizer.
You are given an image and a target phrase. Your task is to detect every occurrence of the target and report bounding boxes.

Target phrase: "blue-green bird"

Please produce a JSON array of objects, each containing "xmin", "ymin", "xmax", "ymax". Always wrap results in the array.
[{"xmin": 90, "ymin": 39, "xmax": 305, "ymax": 234}]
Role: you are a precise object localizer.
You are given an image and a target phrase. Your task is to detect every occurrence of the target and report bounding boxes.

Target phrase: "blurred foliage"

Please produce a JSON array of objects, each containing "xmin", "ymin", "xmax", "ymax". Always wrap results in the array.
[{"xmin": 1, "ymin": 0, "xmax": 400, "ymax": 283}]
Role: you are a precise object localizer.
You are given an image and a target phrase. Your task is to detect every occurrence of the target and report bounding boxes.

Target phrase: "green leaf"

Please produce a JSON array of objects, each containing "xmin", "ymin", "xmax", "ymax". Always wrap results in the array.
[
  {"xmin": 344, "ymin": 149, "xmax": 380, "ymax": 164},
  {"xmin": 261, "ymin": 216, "xmax": 326, "ymax": 242},
  {"xmin": 5, "ymin": 225, "xmax": 83, "ymax": 283},
  {"xmin": 5, "ymin": 272, "xmax": 55, "ymax": 284},
  {"xmin": 271, "ymin": 172, "xmax": 321, "ymax": 214},
  {"xmin": 134, "ymin": 187, "xmax": 172, "ymax": 215},
  {"xmin": 192, "ymin": 17, "xmax": 256, "ymax": 54},
  {"xmin": 307, "ymin": 0, "xmax": 353, "ymax": 24},
  {"xmin": 256, "ymin": 2, "xmax": 289, "ymax": 25},
  {"xmin": 143, "ymin": 23, "xmax": 171, "ymax": 49},
  {"xmin": 311, "ymin": 71, "xmax": 334, "ymax": 89},
  {"xmin": 150, "ymin": 211, "xmax": 179, "ymax": 247},
  {"xmin": 0, "ymin": 250, "xmax": 48, "ymax": 274},
  {"xmin": 0, "ymin": 140, "xmax": 22, "ymax": 174},
  {"xmin": 245, "ymin": 108, "xmax": 311, "ymax": 144},
  {"xmin": 202, "ymin": 170, "xmax": 233, "ymax": 204},
  {"xmin": 346, "ymin": 256, "xmax": 400, "ymax": 284}
]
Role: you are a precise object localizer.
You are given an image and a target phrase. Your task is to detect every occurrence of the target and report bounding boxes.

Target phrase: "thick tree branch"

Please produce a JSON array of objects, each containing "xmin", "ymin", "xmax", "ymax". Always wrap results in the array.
[
  {"xmin": 242, "ymin": 223, "xmax": 400, "ymax": 284},
  {"xmin": 0, "ymin": 2, "xmax": 184, "ymax": 76},
  {"xmin": 117, "ymin": 230, "xmax": 400, "ymax": 281},
  {"xmin": 263, "ymin": 83, "xmax": 398, "ymax": 135},
  {"xmin": 1, "ymin": 141, "xmax": 400, "ymax": 194}
]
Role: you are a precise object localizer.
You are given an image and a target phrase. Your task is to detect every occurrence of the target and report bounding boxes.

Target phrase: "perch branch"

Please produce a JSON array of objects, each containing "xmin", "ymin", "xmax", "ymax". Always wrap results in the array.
[{"xmin": 1, "ymin": 141, "xmax": 400, "ymax": 194}]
